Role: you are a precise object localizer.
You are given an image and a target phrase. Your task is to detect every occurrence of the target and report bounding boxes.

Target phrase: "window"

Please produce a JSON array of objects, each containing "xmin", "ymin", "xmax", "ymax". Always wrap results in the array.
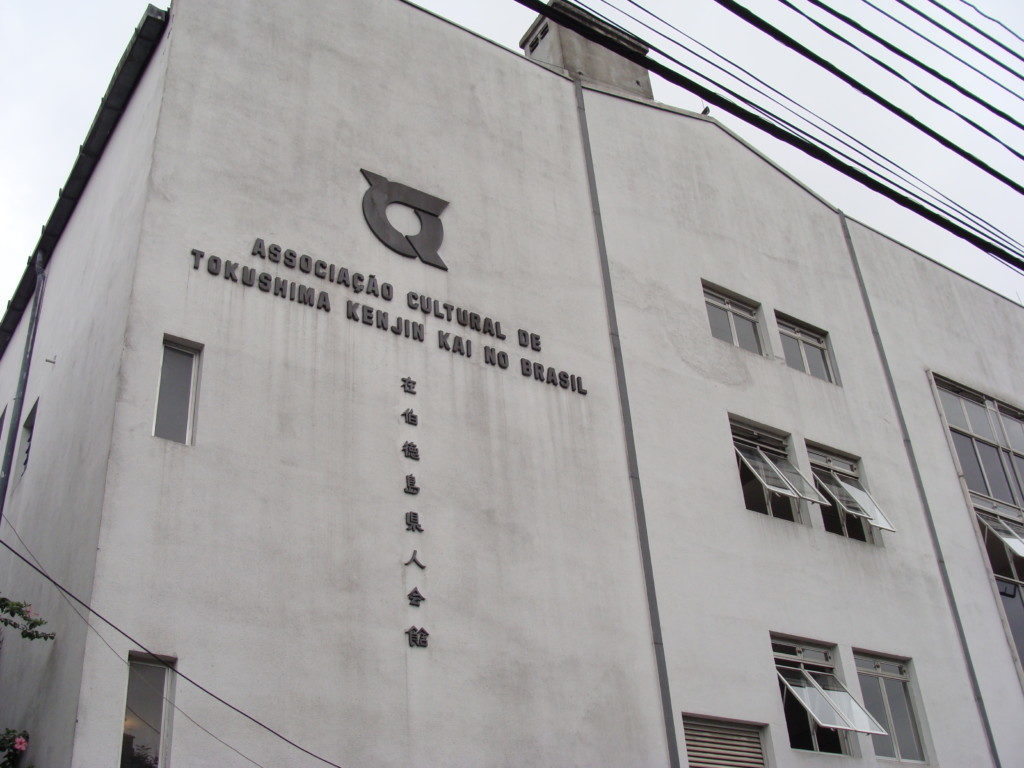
[
  {"xmin": 682, "ymin": 715, "xmax": 766, "ymax": 768},
  {"xmin": 938, "ymin": 384, "xmax": 1024, "ymax": 516},
  {"xmin": 777, "ymin": 315, "xmax": 835, "ymax": 383},
  {"xmin": 938, "ymin": 380, "xmax": 1024, "ymax": 664},
  {"xmin": 732, "ymin": 421, "xmax": 824, "ymax": 522},
  {"xmin": 154, "ymin": 340, "xmax": 201, "ymax": 444},
  {"xmin": 977, "ymin": 513, "xmax": 1024, "ymax": 661},
  {"xmin": 120, "ymin": 654, "xmax": 175, "ymax": 768},
  {"xmin": 855, "ymin": 654, "xmax": 926, "ymax": 761},
  {"xmin": 18, "ymin": 401, "xmax": 37, "ymax": 477},
  {"xmin": 773, "ymin": 637, "xmax": 887, "ymax": 754},
  {"xmin": 808, "ymin": 446, "xmax": 896, "ymax": 538},
  {"xmin": 704, "ymin": 286, "xmax": 762, "ymax": 354}
]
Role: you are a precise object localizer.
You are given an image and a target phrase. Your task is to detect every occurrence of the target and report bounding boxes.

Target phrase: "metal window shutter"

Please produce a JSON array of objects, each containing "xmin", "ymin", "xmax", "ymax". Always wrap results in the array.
[{"xmin": 683, "ymin": 716, "xmax": 766, "ymax": 768}]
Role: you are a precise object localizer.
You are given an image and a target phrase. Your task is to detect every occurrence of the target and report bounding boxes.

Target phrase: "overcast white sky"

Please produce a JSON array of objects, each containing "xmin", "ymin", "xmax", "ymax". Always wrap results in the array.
[{"xmin": 2, "ymin": 0, "xmax": 1023, "ymax": 305}]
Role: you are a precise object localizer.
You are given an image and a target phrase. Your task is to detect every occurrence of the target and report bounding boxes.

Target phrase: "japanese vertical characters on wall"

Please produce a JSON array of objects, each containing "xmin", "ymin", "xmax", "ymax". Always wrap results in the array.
[{"xmin": 400, "ymin": 377, "xmax": 429, "ymax": 649}]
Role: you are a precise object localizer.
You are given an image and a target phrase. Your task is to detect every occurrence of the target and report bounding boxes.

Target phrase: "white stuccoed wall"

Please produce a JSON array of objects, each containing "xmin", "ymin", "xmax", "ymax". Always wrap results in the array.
[
  {"xmin": 0, "ymin": 26, "xmax": 170, "ymax": 768},
  {"xmin": 2, "ymin": 0, "xmax": 1022, "ymax": 766},
  {"xmin": 74, "ymin": 1, "xmax": 668, "ymax": 766}
]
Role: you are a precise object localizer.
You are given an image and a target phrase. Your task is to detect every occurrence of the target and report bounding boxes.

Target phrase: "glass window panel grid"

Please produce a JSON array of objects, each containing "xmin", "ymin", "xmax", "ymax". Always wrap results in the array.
[
  {"xmin": 704, "ymin": 287, "xmax": 762, "ymax": 354},
  {"xmin": 854, "ymin": 653, "xmax": 926, "ymax": 761},
  {"xmin": 776, "ymin": 316, "xmax": 835, "ymax": 383}
]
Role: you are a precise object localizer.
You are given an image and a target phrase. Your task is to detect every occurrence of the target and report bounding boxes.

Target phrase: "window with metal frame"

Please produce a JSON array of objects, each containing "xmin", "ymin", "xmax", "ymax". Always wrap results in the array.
[
  {"xmin": 120, "ymin": 653, "xmax": 175, "ymax": 768},
  {"xmin": 938, "ymin": 383, "xmax": 1024, "ymax": 517},
  {"xmin": 17, "ymin": 400, "xmax": 38, "ymax": 478},
  {"xmin": 776, "ymin": 315, "xmax": 835, "ymax": 383},
  {"xmin": 773, "ymin": 638, "xmax": 887, "ymax": 755},
  {"xmin": 682, "ymin": 715, "xmax": 766, "ymax": 768},
  {"xmin": 808, "ymin": 446, "xmax": 895, "ymax": 537},
  {"xmin": 855, "ymin": 654, "xmax": 926, "ymax": 761},
  {"xmin": 977, "ymin": 512, "xmax": 1024, "ymax": 662},
  {"xmin": 732, "ymin": 422, "xmax": 823, "ymax": 522},
  {"xmin": 154, "ymin": 339, "xmax": 201, "ymax": 444},
  {"xmin": 704, "ymin": 286, "xmax": 762, "ymax": 354}
]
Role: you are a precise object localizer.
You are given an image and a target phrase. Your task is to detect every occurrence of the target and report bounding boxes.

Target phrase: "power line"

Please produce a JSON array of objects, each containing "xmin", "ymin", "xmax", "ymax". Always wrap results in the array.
[
  {"xmin": 0, "ymin": 537, "xmax": 345, "ymax": 768},
  {"xmin": 709, "ymin": 0, "xmax": 1024, "ymax": 197},
  {"xmin": 953, "ymin": 0, "xmax": 1024, "ymax": 47},
  {"xmin": 924, "ymin": 0, "xmax": 1024, "ymax": 68},
  {"xmin": 891, "ymin": 0, "xmax": 1024, "ymax": 86},
  {"xmin": 856, "ymin": 0, "xmax": 1024, "ymax": 108},
  {"xmin": 587, "ymin": 0, "xmax": 1024, "ymax": 257},
  {"xmin": 797, "ymin": 0, "xmax": 1024, "ymax": 134},
  {"xmin": 510, "ymin": 0, "xmax": 1024, "ymax": 273},
  {"xmin": 1, "ymin": 519, "xmax": 266, "ymax": 768}
]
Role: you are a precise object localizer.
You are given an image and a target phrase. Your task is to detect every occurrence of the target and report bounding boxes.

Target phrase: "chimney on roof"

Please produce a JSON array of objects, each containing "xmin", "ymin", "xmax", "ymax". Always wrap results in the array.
[{"xmin": 519, "ymin": 0, "xmax": 654, "ymax": 99}]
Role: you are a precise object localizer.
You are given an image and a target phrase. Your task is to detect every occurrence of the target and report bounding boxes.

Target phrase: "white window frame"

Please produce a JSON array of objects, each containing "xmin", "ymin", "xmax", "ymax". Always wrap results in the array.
[
  {"xmin": 704, "ymin": 285, "xmax": 763, "ymax": 354},
  {"xmin": 854, "ymin": 653, "xmax": 927, "ymax": 762},
  {"xmin": 153, "ymin": 338, "xmax": 202, "ymax": 445},
  {"xmin": 734, "ymin": 443, "xmax": 826, "ymax": 504},
  {"xmin": 122, "ymin": 653, "xmax": 176, "ymax": 768},
  {"xmin": 777, "ymin": 315, "xmax": 837, "ymax": 383},
  {"xmin": 811, "ymin": 460, "xmax": 896, "ymax": 533}
]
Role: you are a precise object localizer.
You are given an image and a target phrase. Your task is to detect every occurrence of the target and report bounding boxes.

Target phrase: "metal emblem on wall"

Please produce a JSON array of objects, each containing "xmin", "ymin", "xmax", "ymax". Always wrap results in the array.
[{"xmin": 361, "ymin": 169, "xmax": 449, "ymax": 271}]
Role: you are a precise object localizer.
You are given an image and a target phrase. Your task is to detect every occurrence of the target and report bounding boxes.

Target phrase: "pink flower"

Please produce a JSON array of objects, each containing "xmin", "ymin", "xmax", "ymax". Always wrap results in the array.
[{"xmin": 13, "ymin": 736, "xmax": 27, "ymax": 751}]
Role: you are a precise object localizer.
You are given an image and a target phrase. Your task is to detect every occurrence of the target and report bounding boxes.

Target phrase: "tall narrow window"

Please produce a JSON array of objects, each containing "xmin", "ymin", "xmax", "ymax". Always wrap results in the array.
[
  {"xmin": 154, "ymin": 340, "xmax": 200, "ymax": 444},
  {"xmin": 121, "ymin": 654, "xmax": 175, "ymax": 768},
  {"xmin": 776, "ymin": 315, "xmax": 836, "ymax": 383},
  {"xmin": 703, "ymin": 286, "xmax": 762, "ymax": 354},
  {"xmin": 18, "ymin": 401, "xmax": 37, "ymax": 477},
  {"xmin": 773, "ymin": 637, "xmax": 887, "ymax": 755},
  {"xmin": 855, "ymin": 654, "xmax": 926, "ymax": 761}
]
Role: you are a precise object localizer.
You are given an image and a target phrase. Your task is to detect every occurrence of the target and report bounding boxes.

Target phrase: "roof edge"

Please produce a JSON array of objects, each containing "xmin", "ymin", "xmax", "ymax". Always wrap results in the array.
[{"xmin": 0, "ymin": 5, "xmax": 169, "ymax": 358}]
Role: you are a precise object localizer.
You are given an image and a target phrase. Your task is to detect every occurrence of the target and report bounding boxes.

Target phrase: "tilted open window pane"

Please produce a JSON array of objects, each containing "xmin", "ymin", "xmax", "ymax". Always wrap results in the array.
[
  {"xmin": 814, "ymin": 471, "xmax": 871, "ymax": 519},
  {"xmin": 835, "ymin": 475, "xmax": 896, "ymax": 532},
  {"xmin": 735, "ymin": 444, "xmax": 798, "ymax": 497},
  {"xmin": 807, "ymin": 670, "xmax": 888, "ymax": 735},
  {"xmin": 771, "ymin": 455, "xmax": 828, "ymax": 504},
  {"xmin": 777, "ymin": 667, "xmax": 887, "ymax": 735},
  {"xmin": 979, "ymin": 514, "xmax": 1024, "ymax": 559}
]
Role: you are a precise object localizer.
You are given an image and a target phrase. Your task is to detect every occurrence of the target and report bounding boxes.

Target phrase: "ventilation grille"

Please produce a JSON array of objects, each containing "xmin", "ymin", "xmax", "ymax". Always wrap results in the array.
[{"xmin": 683, "ymin": 716, "xmax": 766, "ymax": 768}]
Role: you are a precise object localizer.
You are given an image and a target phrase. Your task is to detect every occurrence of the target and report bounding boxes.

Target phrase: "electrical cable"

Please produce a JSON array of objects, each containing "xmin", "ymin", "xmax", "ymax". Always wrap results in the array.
[
  {"xmin": 773, "ymin": 0, "xmax": 1024, "ymax": 167},
  {"xmin": 511, "ymin": 0, "xmax": 1024, "ymax": 274},
  {"xmin": 922, "ymin": 0, "xmax": 1024, "ymax": 68},
  {"xmin": 708, "ymin": 0, "xmax": 1024, "ymax": 197},
  {"xmin": 954, "ymin": 0, "xmax": 1024, "ymax": 48},
  {"xmin": 0, "ymin": 519, "xmax": 267, "ymax": 768},
  {"xmin": 602, "ymin": 0, "xmax": 1024, "ymax": 256},
  {"xmin": 891, "ymin": 0, "xmax": 1024, "ymax": 86},
  {"xmin": 797, "ymin": 0, "xmax": 1024, "ymax": 134},
  {"xmin": 855, "ymin": 0, "xmax": 1024, "ymax": 108},
  {"xmin": 0, "ymin": 536, "xmax": 344, "ymax": 768}
]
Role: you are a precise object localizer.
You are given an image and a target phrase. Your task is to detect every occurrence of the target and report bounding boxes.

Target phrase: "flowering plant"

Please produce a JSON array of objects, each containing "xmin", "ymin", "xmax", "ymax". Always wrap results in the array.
[
  {"xmin": 0, "ymin": 597, "xmax": 54, "ymax": 642},
  {"xmin": 0, "ymin": 729, "xmax": 30, "ymax": 767}
]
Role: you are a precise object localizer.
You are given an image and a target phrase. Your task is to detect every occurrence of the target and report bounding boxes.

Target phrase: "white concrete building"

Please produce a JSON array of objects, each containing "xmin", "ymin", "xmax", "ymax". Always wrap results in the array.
[{"xmin": 1, "ymin": 1, "xmax": 1022, "ymax": 766}]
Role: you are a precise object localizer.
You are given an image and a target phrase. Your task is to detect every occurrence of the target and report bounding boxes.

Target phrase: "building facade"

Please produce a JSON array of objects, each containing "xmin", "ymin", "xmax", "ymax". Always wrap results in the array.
[{"xmin": 1, "ymin": 1, "xmax": 1023, "ymax": 766}]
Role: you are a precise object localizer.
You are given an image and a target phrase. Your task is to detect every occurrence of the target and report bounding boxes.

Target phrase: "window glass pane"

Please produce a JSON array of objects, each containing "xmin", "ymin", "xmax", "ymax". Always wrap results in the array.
[
  {"xmin": 777, "ymin": 668, "xmax": 853, "ymax": 730},
  {"xmin": 952, "ymin": 431, "xmax": 988, "ymax": 495},
  {"xmin": 836, "ymin": 476, "xmax": 896, "ymax": 531},
  {"xmin": 845, "ymin": 513, "xmax": 868, "ymax": 542},
  {"xmin": 883, "ymin": 677, "xmax": 924, "ymax": 761},
  {"xmin": 780, "ymin": 333, "xmax": 804, "ymax": 372},
  {"xmin": 121, "ymin": 662, "xmax": 167, "ymax": 768},
  {"xmin": 769, "ymin": 491, "xmax": 796, "ymax": 521},
  {"xmin": 807, "ymin": 670, "xmax": 888, "ymax": 735},
  {"xmin": 770, "ymin": 455, "xmax": 828, "ymax": 504},
  {"xmin": 805, "ymin": 345, "xmax": 832, "ymax": 382},
  {"xmin": 738, "ymin": 457, "xmax": 770, "ymax": 515},
  {"xmin": 982, "ymin": 524, "xmax": 1017, "ymax": 578},
  {"xmin": 781, "ymin": 683, "xmax": 816, "ymax": 750},
  {"xmin": 820, "ymin": 498, "xmax": 845, "ymax": 535},
  {"xmin": 997, "ymin": 580, "xmax": 1024, "ymax": 662},
  {"xmin": 735, "ymin": 445, "xmax": 797, "ymax": 496},
  {"xmin": 1014, "ymin": 455, "xmax": 1024, "ymax": 500},
  {"xmin": 976, "ymin": 442, "xmax": 1015, "ymax": 504},
  {"xmin": 815, "ymin": 472, "xmax": 869, "ymax": 518},
  {"xmin": 963, "ymin": 398, "xmax": 996, "ymax": 440},
  {"xmin": 1002, "ymin": 413, "xmax": 1024, "ymax": 453},
  {"xmin": 857, "ymin": 673, "xmax": 896, "ymax": 758},
  {"xmin": 734, "ymin": 315, "xmax": 761, "ymax": 354},
  {"xmin": 706, "ymin": 303, "xmax": 733, "ymax": 344},
  {"xmin": 155, "ymin": 346, "xmax": 195, "ymax": 443},
  {"xmin": 939, "ymin": 389, "xmax": 970, "ymax": 431}
]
